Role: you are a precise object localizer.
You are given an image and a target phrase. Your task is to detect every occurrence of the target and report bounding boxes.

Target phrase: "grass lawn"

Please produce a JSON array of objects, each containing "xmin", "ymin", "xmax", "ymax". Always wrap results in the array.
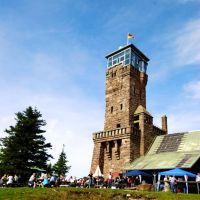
[{"xmin": 0, "ymin": 187, "xmax": 199, "ymax": 200}]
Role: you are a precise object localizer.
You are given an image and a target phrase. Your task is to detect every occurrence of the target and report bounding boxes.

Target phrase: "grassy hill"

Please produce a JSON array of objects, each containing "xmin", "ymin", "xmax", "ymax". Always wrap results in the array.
[{"xmin": 0, "ymin": 187, "xmax": 199, "ymax": 200}]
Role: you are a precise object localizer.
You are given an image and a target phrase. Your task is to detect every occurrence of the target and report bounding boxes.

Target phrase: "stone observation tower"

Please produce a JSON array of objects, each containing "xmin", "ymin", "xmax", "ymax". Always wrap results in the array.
[{"xmin": 90, "ymin": 44, "xmax": 168, "ymax": 176}]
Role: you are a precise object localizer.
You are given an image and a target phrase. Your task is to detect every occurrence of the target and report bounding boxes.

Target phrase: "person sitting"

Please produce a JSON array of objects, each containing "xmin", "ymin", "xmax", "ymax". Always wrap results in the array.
[
  {"xmin": 28, "ymin": 173, "xmax": 36, "ymax": 188},
  {"xmin": 0, "ymin": 176, "xmax": 4, "ymax": 187},
  {"xmin": 1, "ymin": 175, "xmax": 7, "ymax": 187},
  {"xmin": 55, "ymin": 176, "xmax": 61, "ymax": 187},
  {"xmin": 7, "ymin": 174, "xmax": 14, "ymax": 187},
  {"xmin": 164, "ymin": 176, "xmax": 170, "ymax": 192},
  {"xmin": 42, "ymin": 174, "xmax": 49, "ymax": 188},
  {"xmin": 49, "ymin": 175, "xmax": 57, "ymax": 187},
  {"xmin": 134, "ymin": 176, "xmax": 140, "ymax": 186}
]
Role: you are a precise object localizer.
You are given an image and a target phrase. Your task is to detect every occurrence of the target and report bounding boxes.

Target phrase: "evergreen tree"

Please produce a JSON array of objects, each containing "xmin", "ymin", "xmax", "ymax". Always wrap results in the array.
[
  {"xmin": 46, "ymin": 163, "xmax": 53, "ymax": 174},
  {"xmin": 0, "ymin": 106, "xmax": 52, "ymax": 175},
  {"xmin": 53, "ymin": 145, "xmax": 71, "ymax": 176}
]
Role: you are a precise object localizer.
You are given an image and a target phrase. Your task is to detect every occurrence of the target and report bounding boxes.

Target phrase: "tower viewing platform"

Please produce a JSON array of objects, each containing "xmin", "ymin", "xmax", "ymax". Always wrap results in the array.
[{"xmin": 106, "ymin": 44, "xmax": 149, "ymax": 73}]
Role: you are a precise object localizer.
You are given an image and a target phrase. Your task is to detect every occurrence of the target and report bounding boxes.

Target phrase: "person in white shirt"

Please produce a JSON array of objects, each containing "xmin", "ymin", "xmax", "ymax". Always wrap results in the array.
[
  {"xmin": 170, "ymin": 176, "xmax": 177, "ymax": 193},
  {"xmin": 196, "ymin": 173, "xmax": 200, "ymax": 194},
  {"xmin": 28, "ymin": 173, "xmax": 36, "ymax": 188},
  {"xmin": 7, "ymin": 175, "xmax": 14, "ymax": 186},
  {"xmin": 108, "ymin": 172, "xmax": 112, "ymax": 188}
]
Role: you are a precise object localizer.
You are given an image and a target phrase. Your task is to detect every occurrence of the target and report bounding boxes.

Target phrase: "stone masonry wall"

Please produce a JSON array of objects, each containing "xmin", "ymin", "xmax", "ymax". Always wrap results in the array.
[
  {"xmin": 104, "ymin": 63, "xmax": 147, "ymax": 130},
  {"xmin": 90, "ymin": 142, "xmax": 103, "ymax": 174},
  {"xmin": 90, "ymin": 127, "xmax": 141, "ymax": 177}
]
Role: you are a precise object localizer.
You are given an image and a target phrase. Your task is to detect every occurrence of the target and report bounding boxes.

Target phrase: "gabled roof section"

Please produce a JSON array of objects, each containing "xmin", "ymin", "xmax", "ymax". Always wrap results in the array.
[
  {"xmin": 125, "ymin": 131, "xmax": 200, "ymax": 170},
  {"xmin": 134, "ymin": 105, "xmax": 152, "ymax": 116},
  {"xmin": 148, "ymin": 131, "xmax": 200, "ymax": 155}
]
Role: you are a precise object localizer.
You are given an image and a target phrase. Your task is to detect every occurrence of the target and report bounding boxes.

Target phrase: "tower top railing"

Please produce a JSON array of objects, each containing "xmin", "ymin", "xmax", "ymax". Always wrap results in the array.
[{"xmin": 93, "ymin": 127, "xmax": 140, "ymax": 141}]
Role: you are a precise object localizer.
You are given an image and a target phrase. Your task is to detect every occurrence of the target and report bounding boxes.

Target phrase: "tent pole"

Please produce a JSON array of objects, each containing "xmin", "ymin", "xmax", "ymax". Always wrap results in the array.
[
  {"xmin": 157, "ymin": 174, "xmax": 161, "ymax": 192},
  {"xmin": 153, "ymin": 173, "xmax": 157, "ymax": 191}
]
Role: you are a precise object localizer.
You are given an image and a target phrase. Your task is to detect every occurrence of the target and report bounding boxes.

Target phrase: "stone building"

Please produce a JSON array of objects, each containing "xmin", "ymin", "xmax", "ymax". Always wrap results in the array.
[{"xmin": 90, "ymin": 44, "xmax": 168, "ymax": 177}]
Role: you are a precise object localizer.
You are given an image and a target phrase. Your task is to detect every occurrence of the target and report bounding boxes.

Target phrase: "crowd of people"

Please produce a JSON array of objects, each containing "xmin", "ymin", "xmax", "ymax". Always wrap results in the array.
[
  {"xmin": 159, "ymin": 176, "xmax": 183, "ymax": 193},
  {"xmin": 28, "ymin": 173, "xmax": 59, "ymax": 188},
  {"xmin": 0, "ymin": 171, "xmax": 143, "ymax": 189},
  {"xmin": 27, "ymin": 173, "xmax": 91, "ymax": 188},
  {"xmin": 0, "ymin": 174, "xmax": 22, "ymax": 187},
  {"xmin": 158, "ymin": 173, "xmax": 200, "ymax": 193},
  {"xmin": 27, "ymin": 172, "xmax": 132, "ymax": 189},
  {"xmin": 0, "ymin": 171, "xmax": 200, "ymax": 194},
  {"xmin": 87, "ymin": 172, "xmax": 142, "ymax": 189}
]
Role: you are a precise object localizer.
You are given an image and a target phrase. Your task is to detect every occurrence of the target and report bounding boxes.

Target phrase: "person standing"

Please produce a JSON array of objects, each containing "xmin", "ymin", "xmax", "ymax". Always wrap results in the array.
[
  {"xmin": 196, "ymin": 173, "xmax": 200, "ymax": 194},
  {"xmin": 88, "ymin": 173, "xmax": 93, "ymax": 188},
  {"xmin": 108, "ymin": 172, "xmax": 112, "ymax": 188},
  {"xmin": 170, "ymin": 176, "xmax": 177, "ymax": 193}
]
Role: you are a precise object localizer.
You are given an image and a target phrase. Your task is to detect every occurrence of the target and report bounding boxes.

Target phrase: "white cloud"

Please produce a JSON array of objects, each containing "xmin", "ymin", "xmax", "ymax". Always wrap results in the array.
[
  {"xmin": 168, "ymin": 111, "xmax": 200, "ymax": 133},
  {"xmin": 172, "ymin": 18, "xmax": 200, "ymax": 66},
  {"xmin": 147, "ymin": 17, "xmax": 200, "ymax": 84},
  {"xmin": 183, "ymin": 80, "xmax": 200, "ymax": 100},
  {"xmin": 153, "ymin": 107, "xmax": 200, "ymax": 134},
  {"xmin": 151, "ymin": 80, "xmax": 200, "ymax": 133},
  {"xmin": 0, "ymin": 116, "xmax": 15, "ymax": 138},
  {"xmin": 0, "ymin": 85, "xmax": 104, "ymax": 178}
]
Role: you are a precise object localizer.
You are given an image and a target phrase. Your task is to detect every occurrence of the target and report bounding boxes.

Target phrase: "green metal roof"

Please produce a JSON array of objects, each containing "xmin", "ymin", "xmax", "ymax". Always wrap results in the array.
[
  {"xmin": 124, "ymin": 151, "xmax": 200, "ymax": 170},
  {"xmin": 125, "ymin": 131, "xmax": 200, "ymax": 170}
]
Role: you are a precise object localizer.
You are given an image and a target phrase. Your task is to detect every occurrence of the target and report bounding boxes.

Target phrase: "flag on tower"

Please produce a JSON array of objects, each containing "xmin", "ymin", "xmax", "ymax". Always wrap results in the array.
[{"xmin": 127, "ymin": 33, "xmax": 134, "ymax": 39}]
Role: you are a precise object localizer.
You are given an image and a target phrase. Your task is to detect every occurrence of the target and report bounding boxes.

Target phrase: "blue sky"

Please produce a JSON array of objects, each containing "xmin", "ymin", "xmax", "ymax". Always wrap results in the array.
[{"xmin": 0, "ymin": 0, "xmax": 200, "ymax": 177}]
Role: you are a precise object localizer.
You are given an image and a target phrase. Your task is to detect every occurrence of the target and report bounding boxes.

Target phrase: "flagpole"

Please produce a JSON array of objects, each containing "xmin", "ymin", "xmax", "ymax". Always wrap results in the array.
[
  {"xmin": 127, "ymin": 33, "xmax": 134, "ymax": 45},
  {"xmin": 127, "ymin": 33, "xmax": 129, "ymax": 45}
]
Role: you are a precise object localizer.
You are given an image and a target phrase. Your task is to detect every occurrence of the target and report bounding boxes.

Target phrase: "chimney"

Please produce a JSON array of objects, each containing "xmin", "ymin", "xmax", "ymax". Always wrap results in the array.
[{"xmin": 162, "ymin": 115, "xmax": 168, "ymax": 134}]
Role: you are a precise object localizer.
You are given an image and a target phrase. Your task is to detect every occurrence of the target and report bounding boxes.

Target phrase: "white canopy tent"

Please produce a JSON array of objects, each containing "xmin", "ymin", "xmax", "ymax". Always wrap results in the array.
[
  {"xmin": 93, "ymin": 165, "xmax": 103, "ymax": 177},
  {"xmin": 93, "ymin": 165, "xmax": 103, "ymax": 187}
]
